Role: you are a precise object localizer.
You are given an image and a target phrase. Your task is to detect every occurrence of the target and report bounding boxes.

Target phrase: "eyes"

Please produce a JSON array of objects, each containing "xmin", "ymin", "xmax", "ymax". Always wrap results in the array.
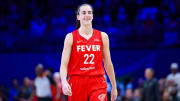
[{"xmin": 81, "ymin": 11, "xmax": 93, "ymax": 15}]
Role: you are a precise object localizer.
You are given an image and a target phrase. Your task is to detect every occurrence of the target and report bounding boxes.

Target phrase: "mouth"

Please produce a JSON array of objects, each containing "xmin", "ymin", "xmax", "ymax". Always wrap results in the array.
[
  {"xmin": 83, "ymin": 17, "xmax": 91, "ymax": 21},
  {"xmin": 83, "ymin": 18, "xmax": 90, "ymax": 21},
  {"xmin": 85, "ymin": 19, "xmax": 90, "ymax": 21}
]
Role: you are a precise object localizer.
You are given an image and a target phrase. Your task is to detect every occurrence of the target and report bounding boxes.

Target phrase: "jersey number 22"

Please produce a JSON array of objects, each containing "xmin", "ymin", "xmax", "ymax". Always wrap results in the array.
[{"xmin": 84, "ymin": 54, "xmax": 94, "ymax": 64}]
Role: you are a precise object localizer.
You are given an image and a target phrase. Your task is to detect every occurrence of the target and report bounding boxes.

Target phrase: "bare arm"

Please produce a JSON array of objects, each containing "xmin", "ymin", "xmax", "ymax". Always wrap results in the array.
[
  {"xmin": 60, "ymin": 33, "xmax": 73, "ymax": 83},
  {"xmin": 101, "ymin": 32, "xmax": 117, "ymax": 100},
  {"xmin": 102, "ymin": 32, "xmax": 116, "ymax": 89},
  {"xmin": 59, "ymin": 33, "xmax": 73, "ymax": 96}
]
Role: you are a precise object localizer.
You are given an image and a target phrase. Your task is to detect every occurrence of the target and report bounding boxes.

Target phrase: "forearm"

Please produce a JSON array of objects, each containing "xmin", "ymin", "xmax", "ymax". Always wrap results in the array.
[
  {"xmin": 60, "ymin": 65, "xmax": 68, "ymax": 83},
  {"xmin": 56, "ymin": 85, "xmax": 61, "ymax": 97},
  {"xmin": 104, "ymin": 63, "xmax": 117, "ymax": 89}
]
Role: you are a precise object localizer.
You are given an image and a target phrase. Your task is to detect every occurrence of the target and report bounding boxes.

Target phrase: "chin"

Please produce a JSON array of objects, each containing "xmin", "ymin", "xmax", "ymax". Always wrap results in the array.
[{"xmin": 83, "ymin": 22, "xmax": 92, "ymax": 25}]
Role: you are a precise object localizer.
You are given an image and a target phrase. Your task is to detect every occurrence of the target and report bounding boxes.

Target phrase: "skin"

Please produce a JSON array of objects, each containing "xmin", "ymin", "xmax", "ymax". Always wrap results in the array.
[
  {"xmin": 145, "ymin": 68, "xmax": 154, "ymax": 81},
  {"xmin": 162, "ymin": 91, "xmax": 170, "ymax": 101},
  {"xmin": 35, "ymin": 66, "xmax": 43, "ymax": 77},
  {"xmin": 171, "ymin": 69, "xmax": 177, "ymax": 74},
  {"xmin": 60, "ymin": 4, "xmax": 117, "ymax": 101}
]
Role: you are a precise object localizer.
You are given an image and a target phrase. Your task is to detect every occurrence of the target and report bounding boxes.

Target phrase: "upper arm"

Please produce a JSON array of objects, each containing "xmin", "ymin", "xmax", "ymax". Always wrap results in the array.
[
  {"xmin": 61, "ymin": 33, "xmax": 73, "ymax": 67},
  {"xmin": 101, "ymin": 32, "xmax": 112, "ymax": 65}
]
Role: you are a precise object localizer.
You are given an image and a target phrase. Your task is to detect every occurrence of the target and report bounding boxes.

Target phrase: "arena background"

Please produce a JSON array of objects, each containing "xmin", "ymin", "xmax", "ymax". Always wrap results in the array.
[{"xmin": 0, "ymin": 0, "xmax": 180, "ymax": 100}]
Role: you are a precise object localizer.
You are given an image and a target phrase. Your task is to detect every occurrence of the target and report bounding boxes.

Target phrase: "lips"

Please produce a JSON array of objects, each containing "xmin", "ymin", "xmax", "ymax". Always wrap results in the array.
[
  {"xmin": 84, "ymin": 19, "xmax": 90, "ymax": 21},
  {"xmin": 84, "ymin": 17, "xmax": 91, "ymax": 21}
]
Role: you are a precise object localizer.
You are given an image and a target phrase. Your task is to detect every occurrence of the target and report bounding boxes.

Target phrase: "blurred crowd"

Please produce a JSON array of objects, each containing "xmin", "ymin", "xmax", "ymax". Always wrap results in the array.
[
  {"xmin": 0, "ymin": 0, "xmax": 180, "ymax": 52},
  {"xmin": 0, "ymin": 64, "xmax": 68, "ymax": 101},
  {"xmin": 1, "ymin": 62, "xmax": 180, "ymax": 101}
]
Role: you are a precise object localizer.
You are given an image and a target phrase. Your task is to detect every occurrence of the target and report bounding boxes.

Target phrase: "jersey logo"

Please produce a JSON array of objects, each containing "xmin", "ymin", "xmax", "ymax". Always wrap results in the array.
[
  {"xmin": 77, "ymin": 40, "xmax": 82, "ymax": 43},
  {"xmin": 77, "ymin": 45, "xmax": 100, "ymax": 52},
  {"xmin": 98, "ymin": 93, "xmax": 106, "ymax": 101},
  {"xmin": 80, "ymin": 67, "xmax": 95, "ymax": 71},
  {"xmin": 94, "ymin": 38, "xmax": 100, "ymax": 42}
]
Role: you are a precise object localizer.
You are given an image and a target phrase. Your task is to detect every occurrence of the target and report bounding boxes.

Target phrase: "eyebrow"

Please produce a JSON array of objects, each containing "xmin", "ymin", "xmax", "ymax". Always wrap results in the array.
[{"xmin": 81, "ymin": 11, "xmax": 93, "ymax": 12}]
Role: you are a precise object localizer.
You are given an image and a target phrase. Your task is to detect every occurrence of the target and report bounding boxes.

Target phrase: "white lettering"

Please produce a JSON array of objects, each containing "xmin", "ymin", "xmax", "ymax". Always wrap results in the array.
[
  {"xmin": 86, "ymin": 45, "xmax": 91, "ymax": 51},
  {"xmin": 77, "ymin": 45, "xmax": 81, "ymax": 52},
  {"xmin": 92, "ymin": 45, "xmax": 96, "ymax": 51},
  {"xmin": 80, "ymin": 67, "xmax": 95, "ymax": 71},
  {"xmin": 97, "ymin": 45, "xmax": 100, "ymax": 51},
  {"xmin": 81, "ymin": 46, "xmax": 85, "ymax": 51},
  {"xmin": 76, "ymin": 45, "xmax": 101, "ymax": 52}
]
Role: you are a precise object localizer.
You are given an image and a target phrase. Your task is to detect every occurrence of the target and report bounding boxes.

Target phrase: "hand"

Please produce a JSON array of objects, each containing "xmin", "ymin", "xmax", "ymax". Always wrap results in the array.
[
  {"xmin": 62, "ymin": 81, "xmax": 72, "ymax": 96},
  {"xmin": 111, "ymin": 87, "xmax": 117, "ymax": 101},
  {"xmin": 56, "ymin": 93, "xmax": 60, "ymax": 99}
]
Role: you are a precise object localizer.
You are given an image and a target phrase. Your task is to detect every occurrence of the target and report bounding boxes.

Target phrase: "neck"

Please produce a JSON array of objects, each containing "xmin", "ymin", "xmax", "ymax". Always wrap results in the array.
[
  {"xmin": 147, "ymin": 77, "xmax": 153, "ymax": 81},
  {"xmin": 38, "ymin": 74, "xmax": 43, "ymax": 77},
  {"xmin": 79, "ymin": 24, "xmax": 93, "ymax": 35},
  {"xmin": 172, "ymin": 72, "xmax": 177, "ymax": 75}
]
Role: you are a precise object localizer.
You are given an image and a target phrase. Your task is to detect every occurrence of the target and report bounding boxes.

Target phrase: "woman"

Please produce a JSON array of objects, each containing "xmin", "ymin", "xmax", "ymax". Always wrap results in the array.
[{"xmin": 60, "ymin": 4, "xmax": 117, "ymax": 101}]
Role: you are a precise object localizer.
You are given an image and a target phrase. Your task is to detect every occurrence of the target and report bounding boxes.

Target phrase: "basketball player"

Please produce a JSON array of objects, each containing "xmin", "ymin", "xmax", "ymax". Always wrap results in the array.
[{"xmin": 60, "ymin": 4, "xmax": 117, "ymax": 101}]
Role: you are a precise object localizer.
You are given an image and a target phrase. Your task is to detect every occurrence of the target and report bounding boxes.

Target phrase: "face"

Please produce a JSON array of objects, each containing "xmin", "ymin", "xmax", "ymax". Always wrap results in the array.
[
  {"xmin": 171, "ymin": 69, "xmax": 177, "ymax": 74},
  {"xmin": 35, "ymin": 67, "xmax": 43, "ymax": 77},
  {"xmin": 145, "ymin": 69, "xmax": 153, "ymax": 80},
  {"xmin": 23, "ymin": 77, "xmax": 30, "ymax": 86},
  {"xmin": 77, "ymin": 5, "xmax": 93, "ymax": 25},
  {"xmin": 12, "ymin": 79, "xmax": 19, "ymax": 88}
]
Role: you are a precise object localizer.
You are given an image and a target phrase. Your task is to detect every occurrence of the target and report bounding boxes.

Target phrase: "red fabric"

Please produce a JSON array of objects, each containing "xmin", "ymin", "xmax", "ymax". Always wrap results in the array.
[
  {"xmin": 51, "ymin": 83, "xmax": 65, "ymax": 101},
  {"xmin": 68, "ymin": 76, "xmax": 107, "ymax": 101},
  {"xmin": 51, "ymin": 85, "xmax": 58, "ymax": 101},
  {"xmin": 32, "ymin": 94, "xmax": 37, "ymax": 101},
  {"xmin": 68, "ymin": 29, "xmax": 105, "ymax": 76},
  {"xmin": 52, "ymin": 84, "xmax": 64, "ymax": 101}
]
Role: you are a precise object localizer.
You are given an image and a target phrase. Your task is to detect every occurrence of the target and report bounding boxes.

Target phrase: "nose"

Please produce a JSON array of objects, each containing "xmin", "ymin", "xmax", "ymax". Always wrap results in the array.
[{"xmin": 84, "ymin": 13, "xmax": 90, "ymax": 16}]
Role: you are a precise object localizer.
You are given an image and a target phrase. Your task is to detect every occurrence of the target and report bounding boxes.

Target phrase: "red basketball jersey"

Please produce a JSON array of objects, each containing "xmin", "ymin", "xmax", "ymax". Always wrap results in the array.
[{"xmin": 68, "ymin": 29, "xmax": 105, "ymax": 76}]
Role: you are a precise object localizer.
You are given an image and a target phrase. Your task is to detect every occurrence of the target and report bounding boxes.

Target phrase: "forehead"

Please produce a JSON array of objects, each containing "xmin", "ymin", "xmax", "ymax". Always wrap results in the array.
[
  {"xmin": 146, "ymin": 69, "xmax": 152, "ymax": 73},
  {"xmin": 79, "ymin": 5, "xmax": 92, "ymax": 12}
]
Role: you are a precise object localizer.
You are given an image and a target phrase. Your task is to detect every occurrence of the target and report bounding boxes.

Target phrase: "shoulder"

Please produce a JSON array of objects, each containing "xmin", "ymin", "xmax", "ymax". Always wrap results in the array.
[
  {"xmin": 176, "ymin": 73, "xmax": 180, "ymax": 76},
  {"xmin": 34, "ymin": 77, "xmax": 39, "ymax": 83},
  {"xmin": 101, "ymin": 32, "xmax": 109, "ymax": 39},
  {"xmin": 65, "ymin": 33, "xmax": 73, "ymax": 39},
  {"xmin": 167, "ymin": 74, "xmax": 172, "ymax": 79},
  {"xmin": 93, "ymin": 29, "xmax": 109, "ymax": 39},
  {"xmin": 152, "ymin": 78, "xmax": 158, "ymax": 82},
  {"xmin": 152, "ymin": 78, "xmax": 158, "ymax": 84},
  {"xmin": 64, "ymin": 33, "xmax": 73, "ymax": 45},
  {"xmin": 101, "ymin": 32, "xmax": 109, "ymax": 45}
]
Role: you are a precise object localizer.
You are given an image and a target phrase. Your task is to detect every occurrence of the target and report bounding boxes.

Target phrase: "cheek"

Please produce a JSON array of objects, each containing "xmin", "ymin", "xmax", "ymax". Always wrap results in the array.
[
  {"xmin": 89, "ymin": 15, "xmax": 93, "ymax": 19},
  {"xmin": 78, "ymin": 15, "xmax": 82, "ymax": 20},
  {"xmin": 80, "ymin": 16, "xmax": 85, "ymax": 20}
]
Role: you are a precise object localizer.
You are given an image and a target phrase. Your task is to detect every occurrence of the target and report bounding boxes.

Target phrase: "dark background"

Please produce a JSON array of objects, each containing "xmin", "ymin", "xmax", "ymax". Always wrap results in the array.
[{"xmin": 0, "ymin": 0, "xmax": 180, "ymax": 87}]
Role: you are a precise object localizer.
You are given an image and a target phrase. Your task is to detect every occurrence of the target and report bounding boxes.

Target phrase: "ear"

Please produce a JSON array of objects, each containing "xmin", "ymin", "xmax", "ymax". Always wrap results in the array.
[{"xmin": 77, "ymin": 15, "xmax": 80, "ymax": 20}]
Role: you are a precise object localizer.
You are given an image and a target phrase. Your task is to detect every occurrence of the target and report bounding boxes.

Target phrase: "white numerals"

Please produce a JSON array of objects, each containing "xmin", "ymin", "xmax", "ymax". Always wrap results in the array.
[{"xmin": 84, "ymin": 54, "xmax": 94, "ymax": 64}]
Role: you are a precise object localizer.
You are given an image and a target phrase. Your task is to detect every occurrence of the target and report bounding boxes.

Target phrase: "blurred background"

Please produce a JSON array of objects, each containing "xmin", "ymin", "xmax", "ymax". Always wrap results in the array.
[{"xmin": 0, "ymin": 0, "xmax": 180, "ymax": 101}]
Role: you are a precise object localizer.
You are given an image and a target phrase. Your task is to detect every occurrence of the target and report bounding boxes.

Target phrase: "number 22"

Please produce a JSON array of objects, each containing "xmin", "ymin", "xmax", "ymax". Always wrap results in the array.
[{"xmin": 84, "ymin": 54, "xmax": 94, "ymax": 64}]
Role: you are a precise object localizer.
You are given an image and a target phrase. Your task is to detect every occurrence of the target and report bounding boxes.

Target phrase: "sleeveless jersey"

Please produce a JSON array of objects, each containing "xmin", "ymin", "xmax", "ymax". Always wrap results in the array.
[{"xmin": 67, "ymin": 29, "xmax": 105, "ymax": 76}]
